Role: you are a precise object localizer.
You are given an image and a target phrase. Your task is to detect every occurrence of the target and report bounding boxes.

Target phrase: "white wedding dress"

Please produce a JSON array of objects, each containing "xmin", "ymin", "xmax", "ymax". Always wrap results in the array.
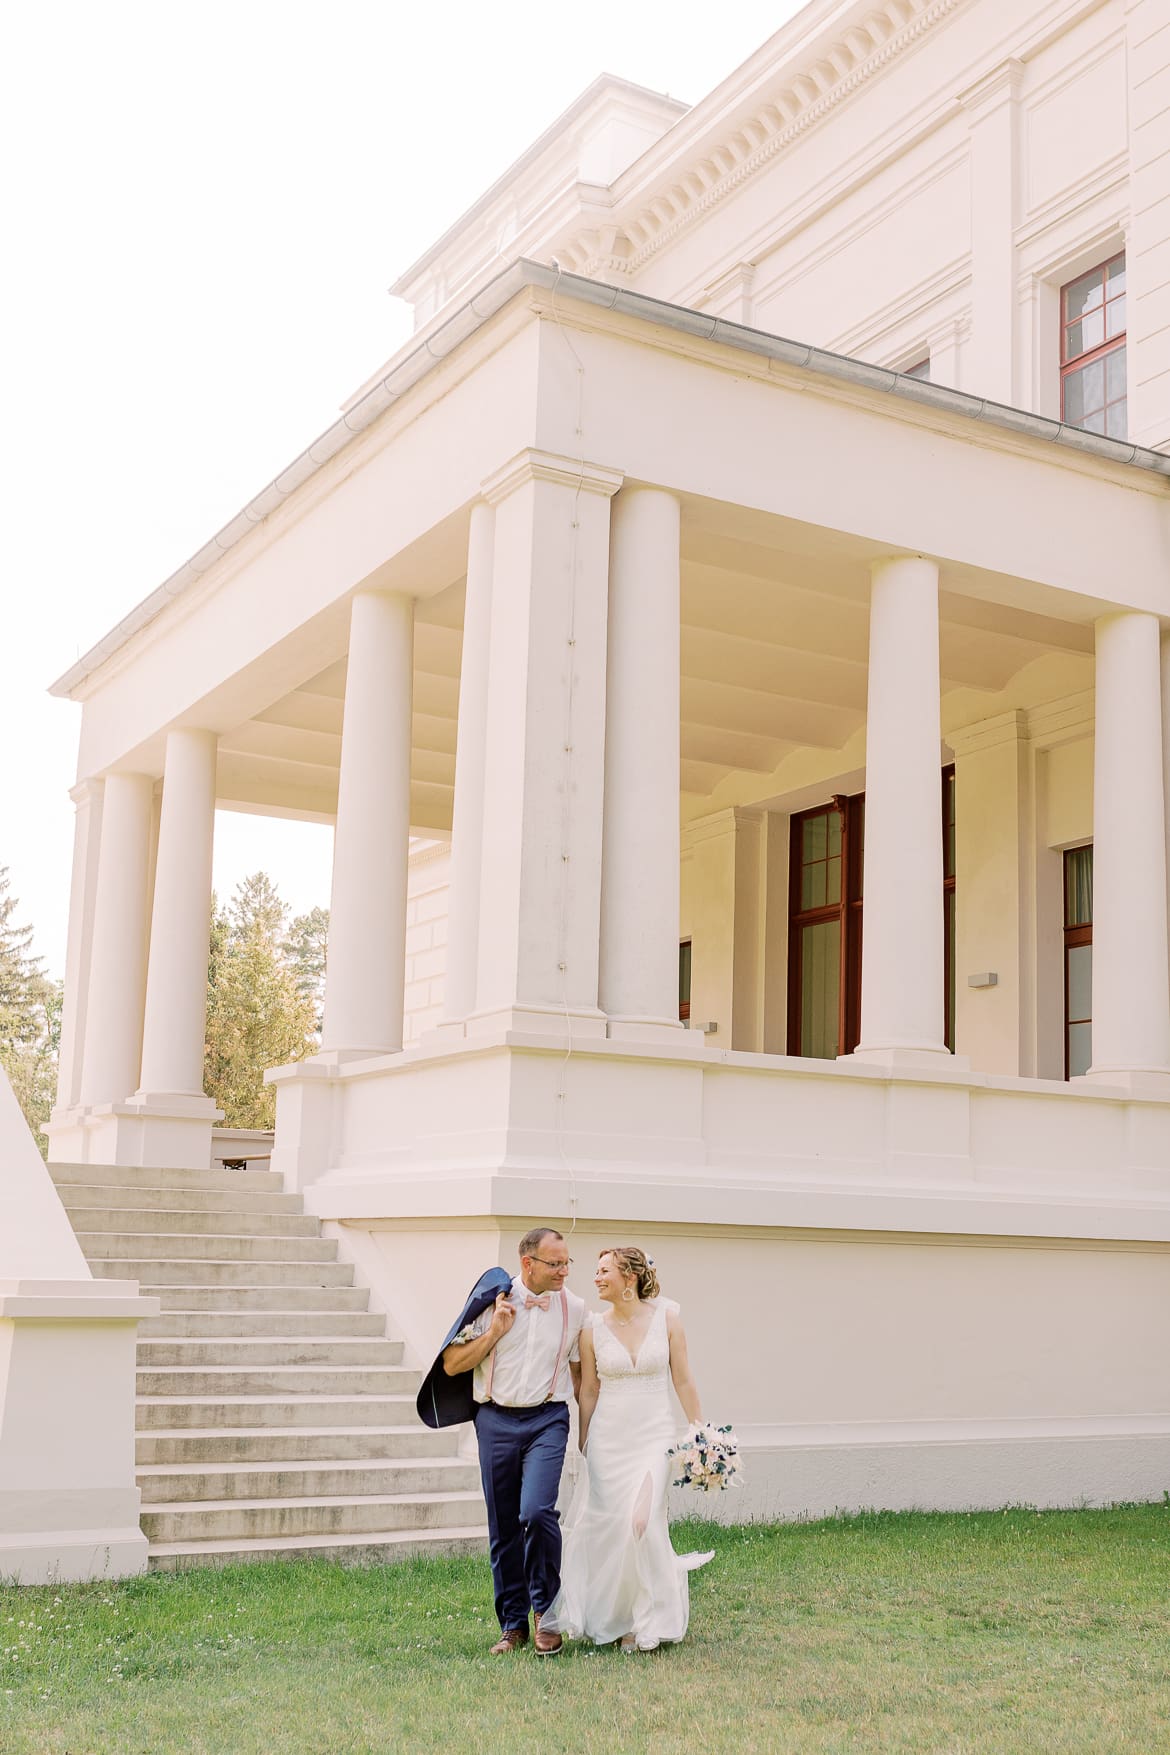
[{"xmin": 546, "ymin": 1303, "xmax": 713, "ymax": 1649}]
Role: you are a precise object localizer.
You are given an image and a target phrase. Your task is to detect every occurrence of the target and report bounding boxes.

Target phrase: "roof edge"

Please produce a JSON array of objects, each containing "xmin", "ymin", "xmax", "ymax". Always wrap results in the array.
[{"xmin": 51, "ymin": 259, "xmax": 1170, "ymax": 700}]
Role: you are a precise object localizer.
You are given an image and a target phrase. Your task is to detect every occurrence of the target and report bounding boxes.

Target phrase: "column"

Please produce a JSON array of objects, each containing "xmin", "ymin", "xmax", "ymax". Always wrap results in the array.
[
  {"xmin": 321, "ymin": 590, "xmax": 414, "ymax": 1055},
  {"xmin": 948, "ymin": 711, "xmax": 1033, "ymax": 1076},
  {"xmin": 441, "ymin": 503, "xmax": 494, "ymax": 1028},
  {"xmin": 854, "ymin": 555, "xmax": 949, "ymax": 1063},
  {"xmin": 77, "ymin": 773, "xmax": 153, "ymax": 1107},
  {"xmin": 54, "ymin": 779, "xmax": 104, "ymax": 1112},
  {"xmin": 1087, "ymin": 612, "xmax": 1170, "ymax": 1083},
  {"xmin": 137, "ymin": 729, "xmax": 218, "ymax": 1096},
  {"xmin": 599, "ymin": 486, "xmax": 683, "ymax": 1039},
  {"xmin": 472, "ymin": 449, "xmax": 622, "ymax": 1036}
]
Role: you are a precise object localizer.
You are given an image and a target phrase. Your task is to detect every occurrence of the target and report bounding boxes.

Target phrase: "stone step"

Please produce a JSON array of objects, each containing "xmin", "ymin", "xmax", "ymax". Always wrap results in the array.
[
  {"xmin": 147, "ymin": 1525, "xmax": 488, "ymax": 1571},
  {"xmin": 97, "ymin": 1258, "xmax": 356, "ymax": 1288},
  {"xmin": 72, "ymin": 1206, "xmax": 319, "ymax": 1238},
  {"xmin": 79, "ymin": 1232, "xmax": 338, "ymax": 1262},
  {"xmin": 137, "ymin": 1337, "xmax": 404, "ymax": 1368},
  {"xmin": 137, "ymin": 1364, "xmax": 420, "ymax": 1398},
  {"xmin": 138, "ymin": 1456, "xmax": 480, "ymax": 1503},
  {"xmin": 142, "ymin": 1284, "xmax": 368, "ymax": 1311},
  {"xmin": 57, "ymin": 1184, "xmax": 304, "ymax": 1216},
  {"xmin": 50, "ymin": 1163, "xmax": 281, "ymax": 1193},
  {"xmin": 140, "ymin": 1310, "xmax": 385, "ymax": 1339},
  {"xmin": 141, "ymin": 1489, "xmax": 483, "ymax": 1543},
  {"xmin": 136, "ymin": 1425, "xmax": 459, "ymax": 1465},
  {"xmin": 137, "ymin": 1394, "xmax": 420, "ymax": 1431}
]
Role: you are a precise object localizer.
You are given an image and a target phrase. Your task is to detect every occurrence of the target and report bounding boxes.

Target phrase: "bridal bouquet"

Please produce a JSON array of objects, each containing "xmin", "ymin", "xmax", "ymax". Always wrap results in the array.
[{"xmin": 666, "ymin": 1422, "xmax": 741, "ymax": 1492}]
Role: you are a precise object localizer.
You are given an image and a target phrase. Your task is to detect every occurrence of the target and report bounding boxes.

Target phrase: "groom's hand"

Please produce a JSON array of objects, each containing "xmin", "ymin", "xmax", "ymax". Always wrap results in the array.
[{"xmin": 489, "ymin": 1292, "xmax": 516, "ymax": 1338}]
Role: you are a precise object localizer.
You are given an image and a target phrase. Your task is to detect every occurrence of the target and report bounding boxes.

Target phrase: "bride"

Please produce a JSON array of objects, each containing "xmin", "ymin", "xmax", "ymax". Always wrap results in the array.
[{"xmin": 546, "ymin": 1246, "xmax": 714, "ymax": 1652}]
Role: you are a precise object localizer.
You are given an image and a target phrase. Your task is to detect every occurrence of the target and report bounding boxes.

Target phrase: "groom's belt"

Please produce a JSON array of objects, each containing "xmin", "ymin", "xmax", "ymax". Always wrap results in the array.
[{"xmin": 480, "ymin": 1395, "xmax": 569, "ymax": 1412}]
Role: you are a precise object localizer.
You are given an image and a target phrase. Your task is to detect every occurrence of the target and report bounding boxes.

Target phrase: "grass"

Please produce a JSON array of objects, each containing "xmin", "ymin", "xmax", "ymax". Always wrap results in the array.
[{"xmin": 2, "ymin": 1505, "xmax": 1168, "ymax": 1754}]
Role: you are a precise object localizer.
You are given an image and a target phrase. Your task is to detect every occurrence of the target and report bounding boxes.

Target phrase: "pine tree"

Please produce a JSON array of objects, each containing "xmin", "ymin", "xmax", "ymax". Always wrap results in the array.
[
  {"xmin": 204, "ymin": 874, "xmax": 318, "ymax": 1129},
  {"xmin": 286, "ymin": 905, "xmax": 329, "ymax": 1037},
  {"xmin": 0, "ymin": 865, "xmax": 59, "ymax": 1153}
]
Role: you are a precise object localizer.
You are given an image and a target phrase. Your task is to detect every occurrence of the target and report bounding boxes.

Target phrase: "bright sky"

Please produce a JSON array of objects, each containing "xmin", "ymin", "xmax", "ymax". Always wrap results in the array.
[{"xmin": 2, "ymin": 0, "xmax": 804, "ymax": 976}]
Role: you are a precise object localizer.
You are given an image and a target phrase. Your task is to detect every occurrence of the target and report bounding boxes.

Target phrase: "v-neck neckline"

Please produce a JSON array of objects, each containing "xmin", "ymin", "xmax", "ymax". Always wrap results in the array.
[{"xmin": 604, "ymin": 1301, "xmax": 659, "ymax": 1370}]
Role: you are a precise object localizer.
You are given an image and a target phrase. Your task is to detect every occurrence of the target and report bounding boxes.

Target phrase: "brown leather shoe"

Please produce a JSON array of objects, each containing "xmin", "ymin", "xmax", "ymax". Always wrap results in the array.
[
  {"xmin": 489, "ymin": 1625, "xmax": 529, "ymax": 1655},
  {"xmin": 533, "ymin": 1613, "xmax": 562, "ymax": 1657}
]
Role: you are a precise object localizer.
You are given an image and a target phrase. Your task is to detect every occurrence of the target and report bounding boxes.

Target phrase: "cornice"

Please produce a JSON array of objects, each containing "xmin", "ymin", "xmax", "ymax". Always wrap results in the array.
[
  {"xmin": 946, "ymin": 709, "xmax": 1029, "ymax": 757},
  {"xmin": 559, "ymin": 0, "xmax": 967, "ymax": 280},
  {"xmin": 1025, "ymin": 691, "xmax": 1095, "ymax": 749},
  {"xmin": 480, "ymin": 448, "xmax": 624, "ymax": 506}
]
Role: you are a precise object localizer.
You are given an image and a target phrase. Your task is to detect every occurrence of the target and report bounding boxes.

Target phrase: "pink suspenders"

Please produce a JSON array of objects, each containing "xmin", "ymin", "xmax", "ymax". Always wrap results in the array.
[{"xmin": 483, "ymin": 1289, "xmax": 569, "ymax": 1405}]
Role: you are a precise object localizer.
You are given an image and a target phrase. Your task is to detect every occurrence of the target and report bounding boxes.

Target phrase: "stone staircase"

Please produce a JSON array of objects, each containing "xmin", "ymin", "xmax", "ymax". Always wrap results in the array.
[{"xmin": 50, "ymin": 1160, "xmax": 488, "ymax": 1569}]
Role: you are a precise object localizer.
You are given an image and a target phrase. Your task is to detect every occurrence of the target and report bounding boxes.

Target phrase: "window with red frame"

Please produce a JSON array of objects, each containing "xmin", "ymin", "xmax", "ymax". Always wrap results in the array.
[
  {"xmin": 678, "ymin": 939, "xmax": 691, "ymax": 1022},
  {"xmin": 1061, "ymin": 255, "xmax": 1126, "ymax": 438}
]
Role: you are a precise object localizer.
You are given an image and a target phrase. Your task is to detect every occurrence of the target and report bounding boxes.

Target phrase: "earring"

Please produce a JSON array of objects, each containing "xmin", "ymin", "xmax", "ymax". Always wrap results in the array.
[{"xmin": 622, "ymin": 1286, "xmax": 635, "ymax": 1302}]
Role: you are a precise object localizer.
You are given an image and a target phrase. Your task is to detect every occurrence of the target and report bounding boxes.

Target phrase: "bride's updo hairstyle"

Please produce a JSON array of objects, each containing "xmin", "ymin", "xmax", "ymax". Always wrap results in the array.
[{"xmin": 600, "ymin": 1246, "xmax": 660, "ymax": 1301}]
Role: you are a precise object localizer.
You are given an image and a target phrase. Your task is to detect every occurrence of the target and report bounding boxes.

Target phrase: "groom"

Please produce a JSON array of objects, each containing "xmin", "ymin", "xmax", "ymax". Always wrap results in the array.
[{"xmin": 416, "ymin": 1226, "xmax": 585, "ymax": 1656}]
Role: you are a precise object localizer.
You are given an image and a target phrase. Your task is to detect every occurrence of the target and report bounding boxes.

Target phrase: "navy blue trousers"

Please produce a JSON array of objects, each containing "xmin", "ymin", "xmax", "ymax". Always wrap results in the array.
[{"xmin": 474, "ymin": 1400, "xmax": 569, "ymax": 1631}]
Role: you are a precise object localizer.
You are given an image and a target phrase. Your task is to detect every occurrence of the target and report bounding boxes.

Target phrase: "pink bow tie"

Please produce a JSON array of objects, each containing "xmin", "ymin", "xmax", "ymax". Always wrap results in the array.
[{"xmin": 523, "ymin": 1293, "xmax": 551, "ymax": 1311}]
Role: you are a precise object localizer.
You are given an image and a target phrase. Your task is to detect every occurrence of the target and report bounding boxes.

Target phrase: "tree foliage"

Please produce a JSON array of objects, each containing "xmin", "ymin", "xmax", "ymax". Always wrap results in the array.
[
  {"xmin": 0, "ymin": 865, "xmax": 60, "ymax": 1154},
  {"xmin": 285, "ymin": 905, "xmax": 329, "ymax": 1036},
  {"xmin": 204, "ymin": 873, "xmax": 318, "ymax": 1129}
]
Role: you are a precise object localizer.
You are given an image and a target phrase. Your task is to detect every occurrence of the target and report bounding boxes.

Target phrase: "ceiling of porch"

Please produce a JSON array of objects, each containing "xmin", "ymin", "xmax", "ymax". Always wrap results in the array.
[{"xmin": 214, "ymin": 497, "xmax": 1096, "ymax": 832}]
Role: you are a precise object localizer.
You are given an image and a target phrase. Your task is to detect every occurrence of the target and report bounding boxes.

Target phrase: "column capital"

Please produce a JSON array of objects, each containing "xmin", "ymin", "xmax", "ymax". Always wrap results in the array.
[
  {"xmin": 68, "ymin": 776, "xmax": 107, "ymax": 808},
  {"xmin": 958, "ymin": 58, "xmax": 1024, "ymax": 116},
  {"xmin": 480, "ymin": 449, "xmax": 624, "ymax": 506}
]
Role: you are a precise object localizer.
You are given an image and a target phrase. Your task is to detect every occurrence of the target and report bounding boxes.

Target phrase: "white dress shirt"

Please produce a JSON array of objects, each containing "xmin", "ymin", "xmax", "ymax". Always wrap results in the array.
[{"xmin": 471, "ymin": 1275, "xmax": 585, "ymax": 1406}]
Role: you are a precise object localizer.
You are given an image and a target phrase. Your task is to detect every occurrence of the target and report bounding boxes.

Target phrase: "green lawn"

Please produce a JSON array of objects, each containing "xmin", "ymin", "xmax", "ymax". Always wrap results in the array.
[{"xmin": 2, "ymin": 1506, "xmax": 1168, "ymax": 1754}]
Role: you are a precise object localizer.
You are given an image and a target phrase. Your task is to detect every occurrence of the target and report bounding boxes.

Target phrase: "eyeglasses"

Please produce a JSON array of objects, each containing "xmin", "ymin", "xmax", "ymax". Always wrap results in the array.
[{"xmin": 529, "ymin": 1256, "xmax": 572, "ymax": 1270}]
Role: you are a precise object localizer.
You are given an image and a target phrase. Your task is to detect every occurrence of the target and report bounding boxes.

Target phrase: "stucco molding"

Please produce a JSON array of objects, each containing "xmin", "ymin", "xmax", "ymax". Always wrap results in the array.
[
  {"xmin": 947, "ymin": 709, "xmax": 1029, "ymax": 758},
  {"xmin": 559, "ymin": 0, "xmax": 968, "ymax": 280},
  {"xmin": 480, "ymin": 448, "xmax": 624, "ymax": 506},
  {"xmin": 1025, "ymin": 690, "xmax": 1095, "ymax": 749}
]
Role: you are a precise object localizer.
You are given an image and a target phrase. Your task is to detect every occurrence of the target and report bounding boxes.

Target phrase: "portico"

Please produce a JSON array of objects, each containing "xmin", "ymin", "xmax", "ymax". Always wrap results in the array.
[{"xmin": 47, "ymin": 263, "xmax": 1170, "ymax": 1513}]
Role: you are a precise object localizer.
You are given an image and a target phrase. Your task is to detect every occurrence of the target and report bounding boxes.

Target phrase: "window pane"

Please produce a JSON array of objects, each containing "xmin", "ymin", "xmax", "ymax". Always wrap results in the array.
[
  {"xmin": 946, "ymin": 888, "xmax": 956, "ymax": 1052},
  {"xmin": 1107, "ymin": 255, "xmax": 1126, "ymax": 293},
  {"xmin": 1106, "ymin": 294, "xmax": 1126, "ymax": 338},
  {"xmin": 803, "ymin": 814, "xmax": 827, "ymax": 864},
  {"xmin": 1081, "ymin": 410, "xmax": 1106, "ymax": 434},
  {"xmin": 828, "ymin": 811, "xmax": 842, "ymax": 857},
  {"xmin": 800, "ymin": 921, "xmax": 841, "ymax": 1059},
  {"xmin": 678, "ymin": 941, "xmax": 691, "ymax": 1010},
  {"xmin": 1066, "ymin": 310, "xmax": 1104, "ymax": 358},
  {"xmin": 825, "ymin": 854, "xmax": 842, "ymax": 905},
  {"xmin": 1106, "ymin": 346, "xmax": 1126, "ymax": 400},
  {"xmin": 1065, "ymin": 846, "xmax": 1093, "ymax": 926},
  {"xmin": 1068, "ymin": 358, "xmax": 1105, "ymax": 422},
  {"xmin": 1106, "ymin": 399, "xmax": 1128, "ymax": 440},
  {"xmin": 1067, "ymin": 1019, "xmax": 1092, "ymax": 1079},
  {"xmin": 1067, "ymin": 944, "xmax": 1092, "ymax": 1024},
  {"xmin": 1065, "ymin": 267, "xmax": 1105, "ymax": 320},
  {"xmin": 801, "ymin": 861, "xmax": 827, "ymax": 909}
]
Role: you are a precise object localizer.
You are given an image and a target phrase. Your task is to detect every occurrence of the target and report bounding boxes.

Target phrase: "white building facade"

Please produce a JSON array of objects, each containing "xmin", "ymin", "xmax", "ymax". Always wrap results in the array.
[{"xmin": 44, "ymin": 0, "xmax": 1170, "ymax": 1516}]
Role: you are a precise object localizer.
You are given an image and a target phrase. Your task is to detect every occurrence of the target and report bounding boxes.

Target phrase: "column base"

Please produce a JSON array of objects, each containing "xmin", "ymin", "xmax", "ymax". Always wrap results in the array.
[
  {"xmin": 465, "ymin": 1003, "xmax": 609, "ymax": 1041},
  {"xmin": 1080, "ymin": 1067, "xmax": 1170, "ymax": 1098},
  {"xmin": 852, "ymin": 1044, "xmax": 969, "ymax": 1074},
  {"xmin": 606, "ymin": 1015, "xmax": 707, "ymax": 1051},
  {"xmin": 48, "ymin": 1095, "xmax": 222, "ymax": 1169}
]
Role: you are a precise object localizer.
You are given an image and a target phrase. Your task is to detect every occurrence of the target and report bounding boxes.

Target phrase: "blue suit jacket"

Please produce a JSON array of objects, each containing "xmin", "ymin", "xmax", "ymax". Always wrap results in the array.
[{"xmin": 415, "ymin": 1266, "xmax": 513, "ymax": 1429}]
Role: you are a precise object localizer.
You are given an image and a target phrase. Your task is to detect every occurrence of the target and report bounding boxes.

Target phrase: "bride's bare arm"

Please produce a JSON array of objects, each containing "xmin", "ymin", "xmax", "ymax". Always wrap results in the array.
[
  {"xmin": 576, "ymin": 1328, "xmax": 599, "ymax": 1450},
  {"xmin": 666, "ymin": 1311, "xmax": 703, "ymax": 1423}
]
